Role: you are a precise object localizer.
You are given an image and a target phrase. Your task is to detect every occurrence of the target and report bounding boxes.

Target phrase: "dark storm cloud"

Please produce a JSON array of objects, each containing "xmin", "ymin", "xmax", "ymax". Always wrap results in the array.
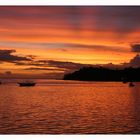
[
  {"xmin": 47, "ymin": 60, "xmax": 91, "ymax": 71},
  {"xmin": 14, "ymin": 60, "xmax": 47, "ymax": 67},
  {"xmin": 15, "ymin": 59, "xmax": 91, "ymax": 72},
  {"xmin": 24, "ymin": 67, "xmax": 64, "ymax": 71},
  {"xmin": 131, "ymin": 44, "xmax": 140, "ymax": 52},
  {"xmin": 128, "ymin": 54, "xmax": 140, "ymax": 68},
  {"xmin": 0, "ymin": 49, "xmax": 32, "ymax": 62}
]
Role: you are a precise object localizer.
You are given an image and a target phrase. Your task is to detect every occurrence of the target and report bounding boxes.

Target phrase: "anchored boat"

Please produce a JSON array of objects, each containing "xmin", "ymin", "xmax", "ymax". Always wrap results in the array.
[
  {"xmin": 18, "ymin": 81, "xmax": 36, "ymax": 87},
  {"xmin": 129, "ymin": 82, "xmax": 135, "ymax": 87}
]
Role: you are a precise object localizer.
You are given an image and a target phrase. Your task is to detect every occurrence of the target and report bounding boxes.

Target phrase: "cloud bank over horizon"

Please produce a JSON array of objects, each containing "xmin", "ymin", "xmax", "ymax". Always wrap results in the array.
[{"xmin": 0, "ymin": 47, "xmax": 140, "ymax": 79}]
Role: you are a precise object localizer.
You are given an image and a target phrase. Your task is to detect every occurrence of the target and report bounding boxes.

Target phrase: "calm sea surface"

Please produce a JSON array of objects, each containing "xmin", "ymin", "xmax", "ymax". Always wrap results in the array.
[{"xmin": 0, "ymin": 79, "xmax": 140, "ymax": 134}]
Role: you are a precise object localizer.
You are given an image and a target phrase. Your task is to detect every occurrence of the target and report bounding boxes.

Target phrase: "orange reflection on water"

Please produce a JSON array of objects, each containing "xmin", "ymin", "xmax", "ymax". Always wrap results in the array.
[{"xmin": 0, "ymin": 80, "xmax": 140, "ymax": 134}]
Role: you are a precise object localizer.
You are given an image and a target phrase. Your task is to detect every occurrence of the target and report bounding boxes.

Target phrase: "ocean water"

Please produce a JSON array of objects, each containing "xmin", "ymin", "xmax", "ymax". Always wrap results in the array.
[{"xmin": 0, "ymin": 79, "xmax": 140, "ymax": 134}]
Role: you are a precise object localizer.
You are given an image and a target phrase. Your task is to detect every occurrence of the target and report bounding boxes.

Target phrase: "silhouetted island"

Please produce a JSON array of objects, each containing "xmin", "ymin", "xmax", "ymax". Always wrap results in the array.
[{"xmin": 63, "ymin": 67, "xmax": 140, "ymax": 82}]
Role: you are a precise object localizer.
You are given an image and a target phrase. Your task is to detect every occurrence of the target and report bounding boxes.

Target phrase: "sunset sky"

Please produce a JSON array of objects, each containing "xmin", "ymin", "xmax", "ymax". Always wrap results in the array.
[{"xmin": 0, "ymin": 6, "xmax": 140, "ymax": 78}]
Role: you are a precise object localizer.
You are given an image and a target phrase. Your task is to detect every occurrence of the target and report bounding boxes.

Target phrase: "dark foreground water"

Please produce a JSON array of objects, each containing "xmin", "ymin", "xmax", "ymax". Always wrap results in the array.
[{"xmin": 0, "ymin": 80, "xmax": 140, "ymax": 134}]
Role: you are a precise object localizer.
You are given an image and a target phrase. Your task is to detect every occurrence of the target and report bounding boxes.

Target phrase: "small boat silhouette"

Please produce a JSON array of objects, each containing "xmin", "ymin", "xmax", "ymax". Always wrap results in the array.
[
  {"xmin": 18, "ymin": 81, "xmax": 36, "ymax": 87},
  {"xmin": 129, "ymin": 82, "xmax": 135, "ymax": 87}
]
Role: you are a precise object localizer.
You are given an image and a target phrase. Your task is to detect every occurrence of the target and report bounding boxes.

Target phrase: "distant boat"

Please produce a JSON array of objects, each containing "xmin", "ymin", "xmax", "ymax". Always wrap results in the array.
[
  {"xmin": 18, "ymin": 81, "xmax": 36, "ymax": 87},
  {"xmin": 129, "ymin": 82, "xmax": 135, "ymax": 87}
]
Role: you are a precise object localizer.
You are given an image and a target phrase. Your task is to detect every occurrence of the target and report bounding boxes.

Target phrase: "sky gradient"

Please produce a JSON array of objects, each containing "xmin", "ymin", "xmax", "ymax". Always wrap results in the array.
[{"xmin": 0, "ymin": 6, "xmax": 140, "ymax": 79}]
